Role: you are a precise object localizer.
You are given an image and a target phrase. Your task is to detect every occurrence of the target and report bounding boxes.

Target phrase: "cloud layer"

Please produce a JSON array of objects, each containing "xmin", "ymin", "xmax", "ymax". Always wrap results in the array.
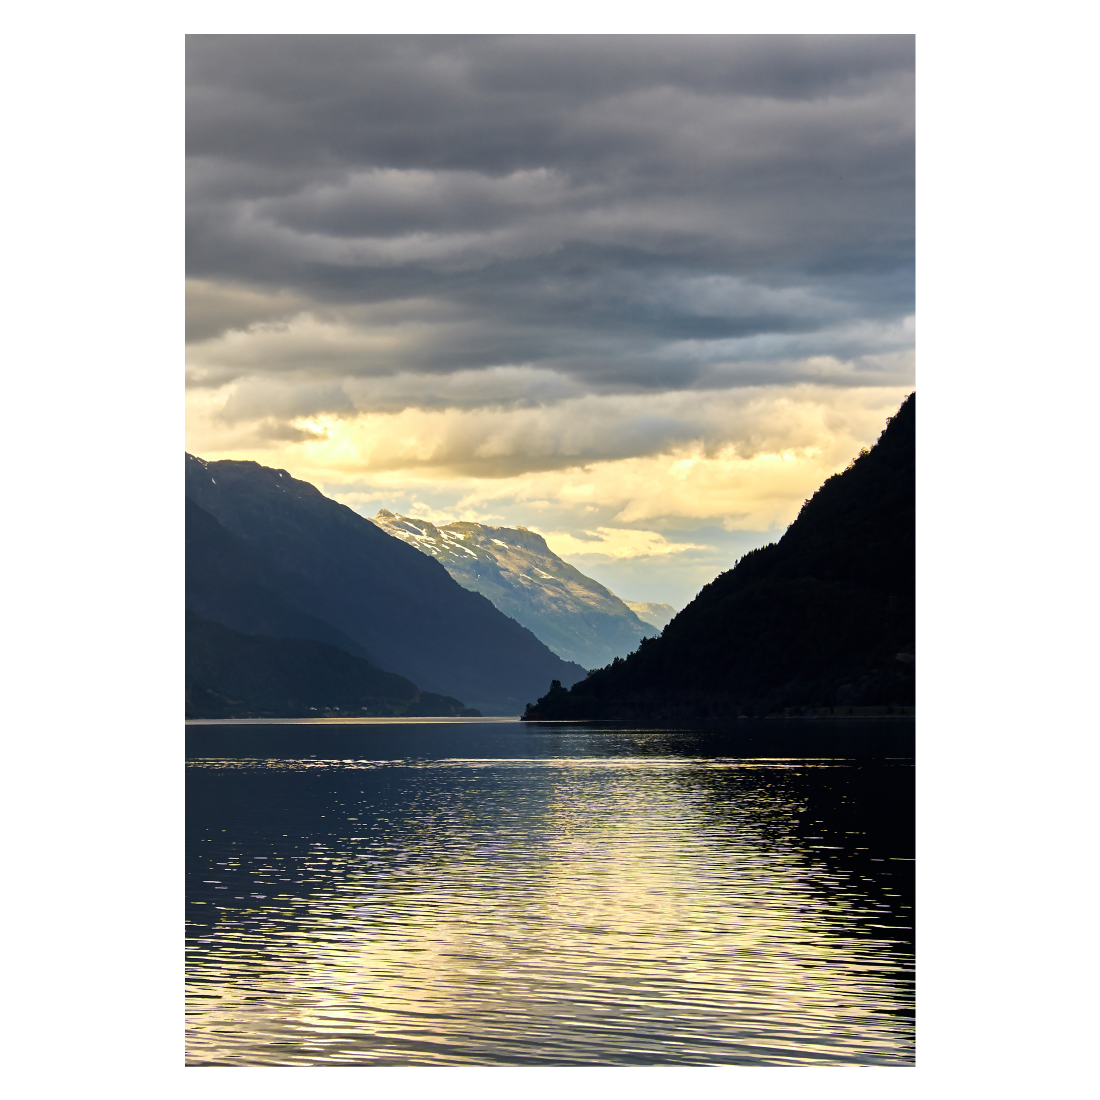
[{"xmin": 186, "ymin": 35, "xmax": 914, "ymax": 602}]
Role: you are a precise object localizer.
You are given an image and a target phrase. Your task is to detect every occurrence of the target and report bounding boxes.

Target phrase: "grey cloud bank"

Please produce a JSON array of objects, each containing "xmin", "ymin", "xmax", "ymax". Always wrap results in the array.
[{"xmin": 187, "ymin": 35, "xmax": 914, "ymax": 404}]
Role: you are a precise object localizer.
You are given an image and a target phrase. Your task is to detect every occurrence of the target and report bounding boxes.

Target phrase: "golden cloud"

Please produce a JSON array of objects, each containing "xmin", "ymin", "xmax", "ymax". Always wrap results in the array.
[
  {"xmin": 186, "ymin": 382, "xmax": 911, "ymax": 538},
  {"xmin": 541, "ymin": 528, "xmax": 707, "ymax": 560}
]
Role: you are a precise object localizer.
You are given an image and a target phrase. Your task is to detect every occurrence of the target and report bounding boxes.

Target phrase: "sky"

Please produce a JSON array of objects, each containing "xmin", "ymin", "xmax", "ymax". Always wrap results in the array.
[{"xmin": 186, "ymin": 34, "xmax": 914, "ymax": 608}]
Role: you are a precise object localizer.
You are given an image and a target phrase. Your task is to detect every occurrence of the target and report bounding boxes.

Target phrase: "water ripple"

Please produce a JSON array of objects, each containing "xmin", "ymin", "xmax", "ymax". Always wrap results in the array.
[{"xmin": 187, "ymin": 729, "xmax": 913, "ymax": 1065}]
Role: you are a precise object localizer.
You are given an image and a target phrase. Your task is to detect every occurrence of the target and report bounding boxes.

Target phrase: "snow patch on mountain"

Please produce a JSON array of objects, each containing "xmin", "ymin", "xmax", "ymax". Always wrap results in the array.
[{"xmin": 369, "ymin": 511, "xmax": 659, "ymax": 669}]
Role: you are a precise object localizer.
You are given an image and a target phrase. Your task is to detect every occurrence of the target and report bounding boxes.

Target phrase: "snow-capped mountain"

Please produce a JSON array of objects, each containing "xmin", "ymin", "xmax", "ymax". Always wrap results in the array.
[{"xmin": 370, "ymin": 511, "xmax": 659, "ymax": 670}]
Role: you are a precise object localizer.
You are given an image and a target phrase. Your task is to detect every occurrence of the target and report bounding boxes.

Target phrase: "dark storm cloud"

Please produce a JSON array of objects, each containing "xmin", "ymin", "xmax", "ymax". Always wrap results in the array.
[{"xmin": 186, "ymin": 35, "xmax": 913, "ymax": 393}]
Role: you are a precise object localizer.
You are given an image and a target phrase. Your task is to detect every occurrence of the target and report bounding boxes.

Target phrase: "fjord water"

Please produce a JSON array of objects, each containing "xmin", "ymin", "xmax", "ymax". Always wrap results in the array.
[{"xmin": 186, "ymin": 720, "xmax": 914, "ymax": 1066}]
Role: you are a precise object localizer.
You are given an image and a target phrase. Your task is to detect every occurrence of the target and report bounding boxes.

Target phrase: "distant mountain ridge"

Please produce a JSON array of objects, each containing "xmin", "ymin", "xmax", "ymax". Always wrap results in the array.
[
  {"xmin": 186, "ymin": 612, "xmax": 475, "ymax": 719},
  {"xmin": 623, "ymin": 602, "xmax": 677, "ymax": 631},
  {"xmin": 524, "ymin": 394, "xmax": 916, "ymax": 720},
  {"xmin": 185, "ymin": 455, "xmax": 586, "ymax": 714},
  {"xmin": 369, "ymin": 511, "xmax": 657, "ymax": 669}
]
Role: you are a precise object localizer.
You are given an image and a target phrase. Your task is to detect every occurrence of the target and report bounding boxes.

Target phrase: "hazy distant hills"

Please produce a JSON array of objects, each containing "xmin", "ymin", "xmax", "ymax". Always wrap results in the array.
[
  {"xmin": 185, "ymin": 455, "xmax": 587, "ymax": 715},
  {"xmin": 186, "ymin": 612, "xmax": 473, "ymax": 719},
  {"xmin": 370, "ymin": 511, "xmax": 658, "ymax": 669},
  {"xmin": 623, "ymin": 601, "xmax": 677, "ymax": 631},
  {"xmin": 524, "ymin": 393, "xmax": 916, "ymax": 720}
]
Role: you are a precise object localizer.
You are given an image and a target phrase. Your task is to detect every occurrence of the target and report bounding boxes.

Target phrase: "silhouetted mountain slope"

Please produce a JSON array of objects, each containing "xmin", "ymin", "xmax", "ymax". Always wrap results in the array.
[
  {"xmin": 370, "ymin": 511, "xmax": 656, "ymax": 668},
  {"xmin": 524, "ymin": 394, "xmax": 915, "ymax": 720},
  {"xmin": 185, "ymin": 454, "xmax": 586, "ymax": 714},
  {"xmin": 186, "ymin": 498, "xmax": 370, "ymax": 658},
  {"xmin": 186, "ymin": 613, "xmax": 475, "ymax": 719}
]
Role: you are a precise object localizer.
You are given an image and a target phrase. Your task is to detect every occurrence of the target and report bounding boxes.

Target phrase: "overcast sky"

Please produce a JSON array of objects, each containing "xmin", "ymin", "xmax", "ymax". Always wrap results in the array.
[{"xmin": 186, "ymin": 35, "xmax": 914, "ymax": 607}]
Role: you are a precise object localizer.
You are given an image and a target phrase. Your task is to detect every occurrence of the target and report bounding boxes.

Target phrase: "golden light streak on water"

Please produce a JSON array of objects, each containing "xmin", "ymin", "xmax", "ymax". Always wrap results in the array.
[{"xmin": 187, "ymin": 741, "xmax": 913, "ymax": 1066}]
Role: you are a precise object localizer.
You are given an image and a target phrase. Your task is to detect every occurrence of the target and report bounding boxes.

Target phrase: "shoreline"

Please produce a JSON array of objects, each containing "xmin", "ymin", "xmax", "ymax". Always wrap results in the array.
[
  {"xmin": 187, "ymin": 712, "xmax": 914, "ymax": 726},
  {"xmin": 185, "ymin": 715, "xmax": 523, "ymax": 726},
  {"xmin": 521, "ymin": 714, "xmax": 916, "ymax": 723}
]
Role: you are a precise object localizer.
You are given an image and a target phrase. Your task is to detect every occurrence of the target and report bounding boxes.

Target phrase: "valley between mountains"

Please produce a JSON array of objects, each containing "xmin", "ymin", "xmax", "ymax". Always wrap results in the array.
[{"xmin": 186, "ymin": 395, "xmax": 914, "ymax": 722}]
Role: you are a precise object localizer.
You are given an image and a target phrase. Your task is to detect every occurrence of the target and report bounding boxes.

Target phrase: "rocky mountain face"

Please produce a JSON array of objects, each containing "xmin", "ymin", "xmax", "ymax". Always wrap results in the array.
[
  {"xmin": 369, "ymin": 511, "xmax": 657, "ymax": 670},
  {"xmin": 186, "ymin": 455, "xmax": 586, "ymax": 714}
]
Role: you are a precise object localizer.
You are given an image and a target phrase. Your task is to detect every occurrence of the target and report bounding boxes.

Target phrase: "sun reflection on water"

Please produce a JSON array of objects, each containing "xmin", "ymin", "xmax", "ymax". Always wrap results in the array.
[{"xmin": 187, "ymin": 741, "xmax": 913, "ymax": 1066}]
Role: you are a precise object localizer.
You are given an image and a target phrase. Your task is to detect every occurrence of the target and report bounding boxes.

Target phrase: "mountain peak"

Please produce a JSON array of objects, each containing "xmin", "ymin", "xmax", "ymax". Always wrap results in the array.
[{"xmin": 370, "ymin": 511, "xmax": 656, "ymax": 669}]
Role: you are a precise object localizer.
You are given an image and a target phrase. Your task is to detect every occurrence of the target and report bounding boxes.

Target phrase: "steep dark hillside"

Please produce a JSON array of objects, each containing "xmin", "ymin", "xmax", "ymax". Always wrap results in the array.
[
  {"xmin": 186, "ymin": 498, "xmax": 370, "ymax": 658},
  {"xmin": 185, "ymin": 455, "xmax": 586, "ymax": 714},
  {"xmin": 186, "ymin": 613, "xmax": 475, "ymax": 719},
  {"xmin": 524, "ymin": 394, "xmax": 915, "ymax": 720}
]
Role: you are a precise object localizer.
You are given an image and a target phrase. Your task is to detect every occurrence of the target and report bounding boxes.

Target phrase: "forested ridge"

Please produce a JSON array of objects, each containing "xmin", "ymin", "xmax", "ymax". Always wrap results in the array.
[{"xmin": 523, "ymin": 393, "xmax": 915, "ymax": 720}]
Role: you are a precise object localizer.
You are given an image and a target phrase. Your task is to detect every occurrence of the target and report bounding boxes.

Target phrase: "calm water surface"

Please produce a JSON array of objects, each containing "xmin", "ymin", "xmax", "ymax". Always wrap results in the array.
[{"xmin": 186, "ymin": 720, "xmax": 914, "ymax": 1066}]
